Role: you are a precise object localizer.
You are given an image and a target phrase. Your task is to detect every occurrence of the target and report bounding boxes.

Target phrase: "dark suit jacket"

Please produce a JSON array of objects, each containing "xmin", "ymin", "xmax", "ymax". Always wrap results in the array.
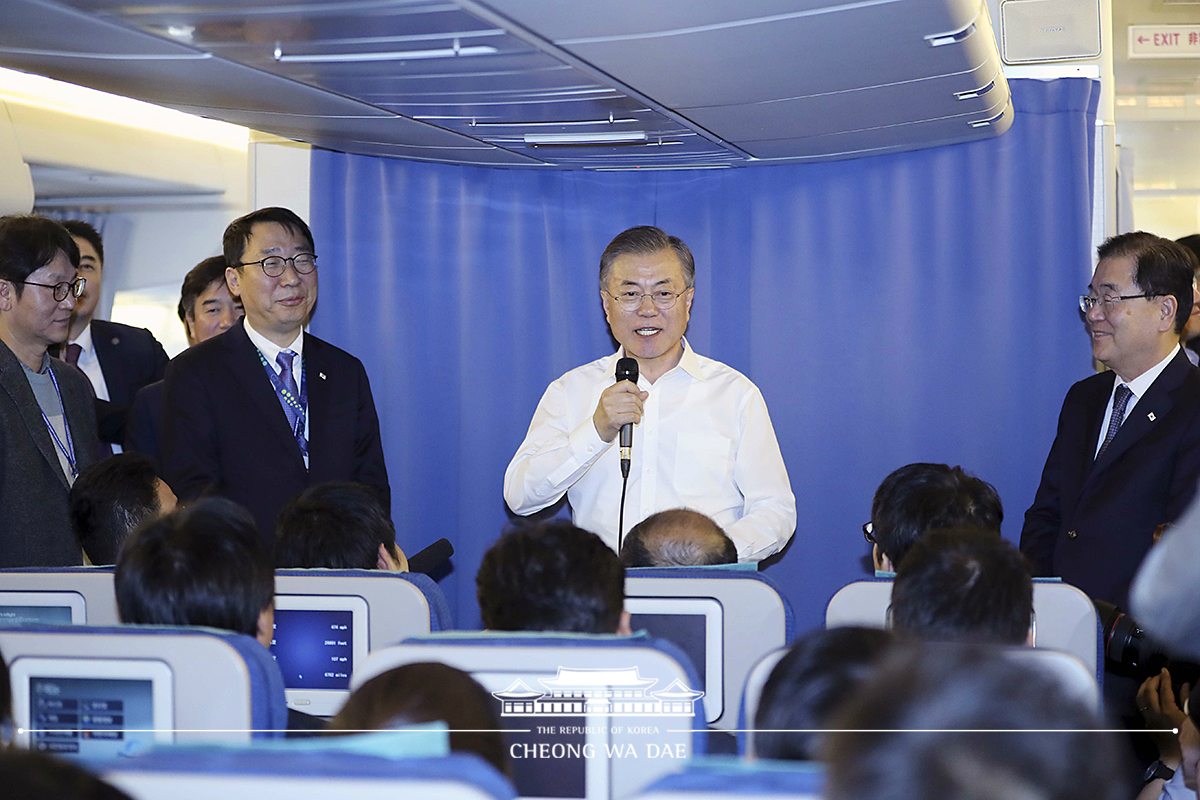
[
  {"xmin": 0, "ymin": 340, "xmax": 103, "ymax": 567},
  {"xmin": 161, "ymin": 319, "xmax": 390, "ymax": 537},
  {"xmin": 124, "ymin": 379, "xmax": 164, "ymax": 468},
  {"xmin": 67, "ymin": 319, "xmax": 168, "ymax": 445},
  {"xmin": 1020, "ymin": 349, "xmax": 1200, "ymax": 607}
]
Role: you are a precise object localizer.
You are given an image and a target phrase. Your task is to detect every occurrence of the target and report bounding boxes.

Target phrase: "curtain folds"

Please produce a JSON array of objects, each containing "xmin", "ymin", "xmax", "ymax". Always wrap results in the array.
[{"xmin": 310, "ymin": 78, "xmax": 1101, "ymax": 631}]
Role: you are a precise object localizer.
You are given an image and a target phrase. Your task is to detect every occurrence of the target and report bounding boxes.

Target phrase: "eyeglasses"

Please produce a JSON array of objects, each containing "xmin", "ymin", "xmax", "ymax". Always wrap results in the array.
[
  {"xmin": 604, "ymin": 288, "xmax": 688, "ymax": 312},
  {"xmin": 19, "ymin": 277, "xmax": 86, "ymax": 302},
  {"xmin": 1079, "ymin": 293, "xmax": 1161, "ymax": 313},
  {"xmin": 862, "ymin": 521, "xmax": 876, "ymax": 545},
  {"xmin": 237, "ymin": 254, "xmax": 317, "ymax": 278}
]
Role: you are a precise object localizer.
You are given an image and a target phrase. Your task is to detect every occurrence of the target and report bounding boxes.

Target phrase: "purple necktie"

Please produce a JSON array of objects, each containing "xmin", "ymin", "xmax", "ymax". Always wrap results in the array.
[
  {"xmin": 64, "ymin": 343, "xmax": 82, "ymax": 366},
  {"xmin": 275, "ymin": 350, "xmax": 307, "ymax": 459},
  {"xmin": 1097, "ymin": 384, "xmax": 1133, "ymax": 459}
]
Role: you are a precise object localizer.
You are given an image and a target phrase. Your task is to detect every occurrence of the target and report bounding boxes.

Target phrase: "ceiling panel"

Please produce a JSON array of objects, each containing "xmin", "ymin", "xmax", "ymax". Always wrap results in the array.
[{"xmin": 0, "ymin": 0, "xmax": 1012, "ymax": 169}]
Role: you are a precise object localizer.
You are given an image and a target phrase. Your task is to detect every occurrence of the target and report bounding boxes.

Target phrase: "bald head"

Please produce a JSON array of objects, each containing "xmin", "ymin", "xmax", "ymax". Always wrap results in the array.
[{"xmin": 621, "ymin": 508, "xmax": 737, "ymax": 567}]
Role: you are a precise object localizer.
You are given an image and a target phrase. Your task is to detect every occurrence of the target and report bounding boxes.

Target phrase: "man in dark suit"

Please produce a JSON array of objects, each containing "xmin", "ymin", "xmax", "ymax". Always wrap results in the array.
[
  {"xmin": 1021, "ymin": 231, "xmax": 1200, "ymax": 609},
  {"xmin": 124, "ymin": 256, "xmax": 243, "ymax": 465},
  {"xmin": 161, "ymin": 207, "xmax": 389, "ymax": 537},
  {"xmin": 0, "ymin": 215, "xmax": 103, "ymax": 566},
  {"xmin": 59, "ymin": 221, "xmax": 168, "ymax": 448}
]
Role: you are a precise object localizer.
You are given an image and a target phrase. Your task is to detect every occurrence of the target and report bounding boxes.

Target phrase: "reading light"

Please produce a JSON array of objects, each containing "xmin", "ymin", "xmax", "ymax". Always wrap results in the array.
[
  {"xmin": 274, "ymin": 38, "xmax": 497, "ymax": 63},
  {"xmin": 524, "ymin": 132, "xmax": 648, "ymax": 145}
]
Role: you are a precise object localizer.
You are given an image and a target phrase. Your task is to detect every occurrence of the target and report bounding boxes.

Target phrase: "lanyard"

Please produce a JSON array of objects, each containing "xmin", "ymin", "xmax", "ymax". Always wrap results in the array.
[
  {"xmin": 257, "ymin": 349, "xmax": 308, "ymax": 440},
  {"xmin": 39, "ymin": 365, "xmax": 78, "ymax": 479}
]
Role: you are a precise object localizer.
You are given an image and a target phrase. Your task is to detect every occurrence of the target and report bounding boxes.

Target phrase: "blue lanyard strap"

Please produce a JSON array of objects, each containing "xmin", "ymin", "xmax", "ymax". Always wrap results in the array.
[
  {"xmin": 257, "ymin": 349, "xmax": 308, "ymax": 439},
  {"xmin": 40, "ymin": 365, "xmax": 78, "ymax": 479}
]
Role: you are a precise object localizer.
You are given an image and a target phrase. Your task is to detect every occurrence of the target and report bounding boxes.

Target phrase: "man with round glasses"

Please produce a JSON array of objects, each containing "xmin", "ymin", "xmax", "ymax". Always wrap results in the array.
[
  {"xmin": 1021, "ymin": 231, "xmax": 1200, "ymax": 611},
  {"xmin": 505, "ymin": 225, "xmax": 795, "ymax": 561},
  {"xmin": 162, "ymin": 207, "xmax": 389, "ymax": 539},
  {"xmin": 0, "ymin": 214, "xmax": 103, "ymax": 567}
]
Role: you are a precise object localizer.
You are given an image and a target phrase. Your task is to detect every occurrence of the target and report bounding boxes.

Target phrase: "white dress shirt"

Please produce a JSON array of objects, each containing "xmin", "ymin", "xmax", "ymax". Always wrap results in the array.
[
  {"xmin": 69, "ymin": 323, "xmax": 121, "ymax": 453},
  {"xmin": 1095, "ymin": 344, "xmax": 1180, "ymax": 458},
  {"xmin": 503, "ymin": 340, "xmax": 797, "ymax": 561},
  {"xmin": 244, "ymin": 320, "xmax": 310, "ymax": 468}
]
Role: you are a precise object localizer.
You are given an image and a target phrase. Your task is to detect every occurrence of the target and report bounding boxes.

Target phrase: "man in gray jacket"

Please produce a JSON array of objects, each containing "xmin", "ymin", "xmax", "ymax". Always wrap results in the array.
[{"xmin": 0, "ymin": 215, "xmax": 102, "ymax": 566}]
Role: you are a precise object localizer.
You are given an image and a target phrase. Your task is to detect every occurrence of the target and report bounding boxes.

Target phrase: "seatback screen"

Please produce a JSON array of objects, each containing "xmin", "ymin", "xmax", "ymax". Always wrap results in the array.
[
  {"xmin": 0, "ymin": 605, "xmax": 73, "ymax": 626},
  {"xmin": 270, "ymin": 608, "xmax": 354, "ymax": 690},
  {"xmin": 30, "ymin": 677, "xmax": 156, "ymax": 759}
]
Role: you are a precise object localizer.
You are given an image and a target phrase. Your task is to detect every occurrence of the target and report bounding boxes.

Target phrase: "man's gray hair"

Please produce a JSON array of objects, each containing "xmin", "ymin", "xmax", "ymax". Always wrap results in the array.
[{"xmin": 599, "ymin": 226, "xmax": 695, "ymax": 291}]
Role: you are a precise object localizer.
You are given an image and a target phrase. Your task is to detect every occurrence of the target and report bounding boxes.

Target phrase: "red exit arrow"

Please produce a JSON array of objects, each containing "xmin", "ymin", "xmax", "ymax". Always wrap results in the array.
[{"xmin": 1137, "ymin": 35, "xmax": 1148, "ymax": 43}]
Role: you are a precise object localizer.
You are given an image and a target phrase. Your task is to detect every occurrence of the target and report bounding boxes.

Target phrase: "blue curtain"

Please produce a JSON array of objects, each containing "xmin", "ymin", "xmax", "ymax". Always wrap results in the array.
[{"xmin": 310, "ymin": 78, "xmax": 1100, "ymax": 633}]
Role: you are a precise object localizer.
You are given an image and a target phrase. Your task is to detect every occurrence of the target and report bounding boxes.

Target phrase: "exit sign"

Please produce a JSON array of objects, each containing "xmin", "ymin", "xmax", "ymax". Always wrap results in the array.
[{"xmin": 1129, "ymin": 25, "xmax": 1200, "ymax": 58}]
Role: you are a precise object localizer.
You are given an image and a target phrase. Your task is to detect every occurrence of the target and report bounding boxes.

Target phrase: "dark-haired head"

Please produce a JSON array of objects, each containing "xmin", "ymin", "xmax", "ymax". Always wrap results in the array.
[
  {"xmin": 754, "ymin": 626, "xmax": 893, "ymax": 761},
  {"xmin": 178, "ymin": 255, "xmax": 243, "ymax": 345},
  {"xmin": 890, "ymin": 527, "xmax": 1033, "ymax": 646},
  {"xmin": 0, "ymin": 215, "xmax": 80, "ymax": 297},
  {"xmin": 477, "ymin": 521, "xmax": 627, "ymax": 634},
  {"xmin": 621, "ymin": 508, "xmax": 736, "ymax": 567},
  {"xmin": 330, "ymin": 662, "xmax": 511, "ymax": 777},
  {"xmin": 115, "ymin": 497, "xmax": 274, "ymax": 644},
  {"xmin": 869, "ymin": 463, "xmax": 1002, "ymax": 571},
  {"xmin": 60, "ymin": 220, "xmax": 103, "ymax": 266},
  {"xmin": 275, "ymin": 481, "xmax": 404, "ymax": 571},
  {"xmin": 1097, "ymin": 231, "xmax": 1197, "ymax": 335},
  {"xmin": 223, "ymin": 207, "xmax": 314, "ymax": 268},
  {"xmin": 0, "ymin": 750, "xmax": 133, "ymax": 800},
  {"xmin": 825, "ymin": 642, "xmax": 1123, "ymax": 800},
  {"xmin": 69, "ymin": 453, "xmax": 174, "ymax": 565}
]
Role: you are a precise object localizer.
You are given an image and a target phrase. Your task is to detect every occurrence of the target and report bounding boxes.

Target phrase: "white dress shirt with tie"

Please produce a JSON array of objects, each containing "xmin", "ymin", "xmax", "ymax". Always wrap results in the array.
[
  {"xmin": 504, "ymin": 340, "xmax": 797, "ymax": 561},
  {"xmin": 244, "ymin": 320, "xmax": 310, "ymax": 468}
]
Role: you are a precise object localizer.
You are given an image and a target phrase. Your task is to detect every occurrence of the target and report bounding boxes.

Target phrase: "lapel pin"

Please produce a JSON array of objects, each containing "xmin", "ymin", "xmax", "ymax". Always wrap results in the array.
[
  {"xmin": 1148, "ymin": 412, "xmax": 1156, "ymax": 421},
  {"xmin": 319, "ymin": 372, "xmax": 326, "ymax": 380}
]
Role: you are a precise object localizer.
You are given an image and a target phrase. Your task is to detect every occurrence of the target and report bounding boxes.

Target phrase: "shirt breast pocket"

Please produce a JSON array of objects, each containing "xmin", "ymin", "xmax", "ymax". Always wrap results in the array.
[{"xmin": 675, "ymin": 432, "xmax": 734, "ymax": 497}]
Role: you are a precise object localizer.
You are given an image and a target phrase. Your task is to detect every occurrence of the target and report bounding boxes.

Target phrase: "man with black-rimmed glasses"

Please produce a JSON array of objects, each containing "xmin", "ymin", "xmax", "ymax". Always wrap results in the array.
[
  {"xmin": 1021, "ymin": 231, "xmax": 1200, "ymax": 611},
  {"xmin": 162, "ymin": 207, "xmax": 389, "ymax": 539},
  {"xmin": 0, "ymin": 214, "xmax": 103, "ymax": 566}
]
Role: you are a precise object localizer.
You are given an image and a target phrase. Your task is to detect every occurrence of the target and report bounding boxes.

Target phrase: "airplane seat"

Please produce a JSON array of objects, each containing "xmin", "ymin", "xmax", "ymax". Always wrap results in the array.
[
  {"xmin": 624, "ymin": 567, "xmax": 794, "ymax": 730},
  {"xmin": 355, "ymin": 632, "xmax": 709, "ymax": 800},
  {"xmin": 0, "ymin": 624, "xmax": 289, "ymax": 744},
  {"xmin": 99, "ymin": 750, "xmax": 516, "ymax": 800},
  {"xmin": 824, "ymin": 577, "xmax": 1102, "ymax": 683},
  {"xmin": 634, "ymin": 758, "xmax": 823, "ymax": 800},
  {"xmin": 274, "ymin": 568, "xmax": 452, "ymax": 641},
  {"xmin": 735, "ymin": 647, "xmax": 789, "ymax": 757},
  {"xmin": 0, "ymin": 566, "xmax": 119, "ymax": 625}
]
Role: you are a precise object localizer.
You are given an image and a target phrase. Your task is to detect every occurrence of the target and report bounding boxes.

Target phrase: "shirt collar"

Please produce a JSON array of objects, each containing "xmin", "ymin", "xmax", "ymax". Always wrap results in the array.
[
  {"xmin": 244, "ymin": 318, "xmax": 304, "ymax": 368},
  {"xmin": 69, "ymin": 322, "xmax": 94, "ymax": 354},
  {"xmin": 1119, "ymin": 344, "xmax": 1179, "ymax": 400},
  {"xmin": 610, "ymin": 337, "xmax": 705, "ymax": 383}
]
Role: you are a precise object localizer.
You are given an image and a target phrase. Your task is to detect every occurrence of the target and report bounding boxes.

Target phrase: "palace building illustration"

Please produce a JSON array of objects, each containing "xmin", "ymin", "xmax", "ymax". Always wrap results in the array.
[{"xmin": 491, "ymin": 667, "xmax": 704, "ymax": 717}]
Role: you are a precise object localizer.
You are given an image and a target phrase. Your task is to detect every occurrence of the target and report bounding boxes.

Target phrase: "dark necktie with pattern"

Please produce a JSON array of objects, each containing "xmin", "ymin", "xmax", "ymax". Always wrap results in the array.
[
  {"xmin": 1097, "ymin": 384, "xmax": 1133, "ymax": 459},
  {"xmin": 275, "ymin": 350, "xmax": 308, "ymax": 459}
]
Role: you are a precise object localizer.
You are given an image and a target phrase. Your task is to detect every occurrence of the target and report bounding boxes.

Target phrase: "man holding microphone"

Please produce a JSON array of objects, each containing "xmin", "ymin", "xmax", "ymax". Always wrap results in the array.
[{"xmin": 504, "ymin": 226, "xmax": 795, "ymax": 562}]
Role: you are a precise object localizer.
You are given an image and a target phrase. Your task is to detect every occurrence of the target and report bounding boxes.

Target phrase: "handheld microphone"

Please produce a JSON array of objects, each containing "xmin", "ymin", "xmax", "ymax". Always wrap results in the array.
[
  {"xmin": 615, "ymin": 357, "xmax": 639, "ymax": 479},
  {"xmin": 406, "ymin": 537, "xmax": 454, "ymax": 575}
]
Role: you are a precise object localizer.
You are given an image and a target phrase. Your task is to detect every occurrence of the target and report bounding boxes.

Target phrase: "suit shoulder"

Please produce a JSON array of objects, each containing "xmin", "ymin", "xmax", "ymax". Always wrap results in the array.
[
  {"xmin": 305, "ymin": 334, "xmax": 366, "ymax": 370},
  {"xmin": 93, "ymin": 318, "xmax": 160, "ymax": 343}
]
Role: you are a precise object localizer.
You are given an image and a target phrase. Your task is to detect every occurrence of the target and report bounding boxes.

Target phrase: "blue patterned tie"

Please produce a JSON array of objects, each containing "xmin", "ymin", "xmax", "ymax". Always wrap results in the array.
[
  {"xmin": 1097, "ymin": 384, "xmax": 1132, "ymax": 459},
  {"xmin": 275, "ymin": 350, "xmax": 305, "ymax": 454}
]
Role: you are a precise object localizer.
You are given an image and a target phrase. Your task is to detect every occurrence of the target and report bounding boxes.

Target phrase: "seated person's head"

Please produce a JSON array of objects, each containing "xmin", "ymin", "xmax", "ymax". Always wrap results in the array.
[
  {"xmin": 275, "ymin": 482, "xmax": 406, "ymax": 571},
  {"xmin": 890, "ymin": 527, "xmax": 1033, "ymax": 646},
  {"xmin": 1181, "ymin": 684, "xmax": 1200, "ymax": 791},
  {"xmin": 477, "ymin": 521, "xmax": 630, "ymax": 634},
  {"xmin": 330, "ymin": 661, "xmax": 510, "ymax": 777},
  {"xmin": 0, "ymin": 645, "xmax": 9, "ymax": 745},
  {"xmin": 753, "ymin": 626, "xmax": 894, "ymax": 761},
  {"xmin": 114, "ymin": 498, "xmax": 275, "ymax": 647},
  {"xmin": 824, "ymin": 642, "xmax": 1123, "ymax": 800},
  {"xmin": 869, "ymin": 462, "xmax": 1002, "ymax": 572},
  {"xmin": 0, "ymin": 750, "xmax": 132, "ymax": 800},
  {"xmin": 620, "ymin": 508, "xmax": 737, "ymax": 567},
  {"xmin": 68, "ymin": 453, "xmax": 176, "ymax": 565}
]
